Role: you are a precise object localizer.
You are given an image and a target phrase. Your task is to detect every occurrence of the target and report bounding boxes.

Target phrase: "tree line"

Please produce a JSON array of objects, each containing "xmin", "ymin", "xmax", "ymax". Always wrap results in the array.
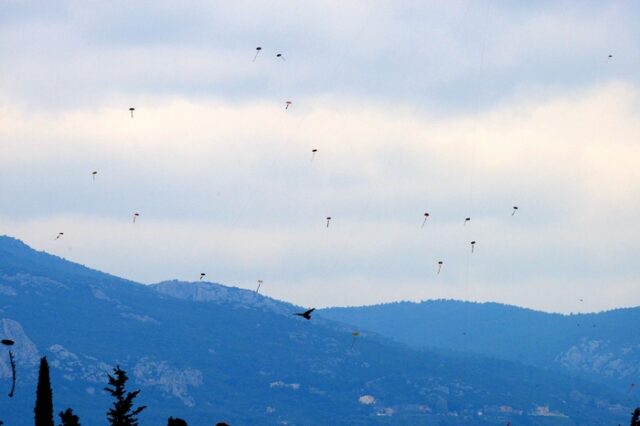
[{"xmin": 2, "ymin": 356, "xmax": 229, "ymax": 426}]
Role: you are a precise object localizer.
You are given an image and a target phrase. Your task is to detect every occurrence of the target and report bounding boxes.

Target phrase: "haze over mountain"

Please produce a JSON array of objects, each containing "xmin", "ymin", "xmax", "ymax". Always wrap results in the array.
[
  {"xmin": 0, "ymin": 235, "xmax": 633, "ymax": 425},
  {"xmin": 321, "ymin": 300, "xmax": 640, "ymax": 392}
]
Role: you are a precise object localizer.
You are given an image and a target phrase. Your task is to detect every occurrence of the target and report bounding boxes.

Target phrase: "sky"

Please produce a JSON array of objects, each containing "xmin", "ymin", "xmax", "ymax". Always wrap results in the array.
[{"xmin": 0, "ymin": 0, "xmax": 639, "ymax": 313}]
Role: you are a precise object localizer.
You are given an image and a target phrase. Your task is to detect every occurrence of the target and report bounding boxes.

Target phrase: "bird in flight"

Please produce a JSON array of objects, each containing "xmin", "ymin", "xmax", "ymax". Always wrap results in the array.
[{"xmin": 294, "ymin": 308, "xmax": 315, "ymax": 320}]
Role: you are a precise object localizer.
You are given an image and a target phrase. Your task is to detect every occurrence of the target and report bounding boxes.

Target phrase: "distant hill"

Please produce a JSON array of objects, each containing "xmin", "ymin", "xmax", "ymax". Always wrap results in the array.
[
  {"xmin": 0, "ymin": 236, "xmax": 632, "ymax": 425},
  {"xmin": 321, "ymin": 300, "xmax": 640, "ymax": 391}
]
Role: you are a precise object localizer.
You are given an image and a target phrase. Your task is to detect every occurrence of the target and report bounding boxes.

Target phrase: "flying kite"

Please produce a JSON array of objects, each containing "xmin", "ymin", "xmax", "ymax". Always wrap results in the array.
[
  {"xmin": 1, "ymin": 339, "xmax": 15, "ymax": 398},
  {"xmin": 285, "ymin": 101, "xmax": 292, "ymax": 110},
  {"xmin": 256, "ymin": 279, "xmax": 263, "ymax": 293},
  {"xmin": 464, "ymin": 217, "xmax": 471, "ymax": 226},
  {"xmin": 54, "ymin": 232, "xmax": 64, "ymax": 240},
  {"xmin": 421, "ymin": 212, "xmax": 430, "ymax": 228},
  {"xmin": 276, "ymin": 53, "xmax": 285, "ymax": 61},
  {"xmin": 133, "ymin": 213, "xmax": 140, "ymax": 223},
  {"xmin": 129, "ymin": 107, "xmax": 135, "ymax": 118},
  {"xmin": 437, "ymin": 261, "xmax": 443, "ymax": 274},
  {"xmin": 92, "ymin": 171, "xmax": 97, "ymax": 181},
  {"xmin": 294, "ymin": 308, "xmax": 315, "ymax": 320},
  {"xmin": 350, "ymin": 331, "xmax": 360, "ymax": 349},
  {"xmin": 470, "ymin": 241, "xmax": 476, "ymax": 253},
  {"xmin": 199, "ymin": 273, "xmax": 206, "ymax": 281},
  {"xmin": 512, "ymin": 206, "xmax": 519, "ymax": 216},
  {"xmin": 326, "ymin": 217, "xmax": 332, "ymax": 228},
  {"xmin": 253, "ymin": 46, "xmax": 262, "ymax": 62},
  {"xmin": 311, "ymin": 149, "xmax": 318, "ymax": 162}
]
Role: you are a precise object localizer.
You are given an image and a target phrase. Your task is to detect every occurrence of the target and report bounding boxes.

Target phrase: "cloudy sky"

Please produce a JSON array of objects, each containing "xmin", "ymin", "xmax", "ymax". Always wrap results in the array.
[{"xmin": 1, "ymin": 1, "xmax": 639, "ymax": 313}]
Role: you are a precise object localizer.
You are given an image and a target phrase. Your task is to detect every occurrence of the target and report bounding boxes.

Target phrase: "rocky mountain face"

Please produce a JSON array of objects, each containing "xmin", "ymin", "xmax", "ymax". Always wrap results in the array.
[{"xmin": 0, "ymin": 236, "xmax": 632, "ymax": 425}]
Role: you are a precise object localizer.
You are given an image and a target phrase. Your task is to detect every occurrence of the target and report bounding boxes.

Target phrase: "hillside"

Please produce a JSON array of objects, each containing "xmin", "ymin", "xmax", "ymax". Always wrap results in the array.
[
  {"xmin": 321, "ymin": 300, "xmax": 640, "ymax": 391},
  {"xmin": 0, "ymin": 236, "xmax": 631, "ymax": 425}
]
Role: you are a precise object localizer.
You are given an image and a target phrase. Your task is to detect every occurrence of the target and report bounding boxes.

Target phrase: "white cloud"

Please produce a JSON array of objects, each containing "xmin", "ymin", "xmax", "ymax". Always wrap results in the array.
[{"xmin": 0, "ymin": 82, "xmax": 639, "ymax": 312}]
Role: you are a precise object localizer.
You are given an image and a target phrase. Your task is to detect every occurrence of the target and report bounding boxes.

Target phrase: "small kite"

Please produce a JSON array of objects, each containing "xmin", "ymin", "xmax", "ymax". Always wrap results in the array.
[
  {"xmin": 437, "ymin": 261, "xmax": 443, "ymax": 274},
  {"xmin": 470, "ymin": 241, "xmax": 476, "ymax": 253},
  {"xmin": 276, "ymin": 53, "xmax": 285, "ymax": 61},
  {"xmin": 512, "ymin": 206, "xmax": 519, "ymax": 216},
  {"xmin": 285, "ymin": 101, "xmax": 292, "ymax": 110},
  {"xmin": 133, "ymin": 213, "xmax": 140, "ymax": 223},
  {"xmin": 421, "ymin": 212, "xmax": 430, "ymax": 228},
  {"xmin": 350, "ymin": 331, "xmax": 360, "ymax": 349},
  {"xmin": 199, "ymin": 273, "xmax": 206, "ymax": 281},
  {"xmin": 54, "ymin": 232, "xmax": 64, "ymax": 240},
  {"xmin": 92, "ymin": 171, "xmax": 98, "ymax": 181},
  {"xmin": 294, "ymin": 308, "xmax": 315, "ymax": 320},
  {"xmin": 2, "ymin": 339, "xmax": 15, "ymax": 398},
  {"xmin": 311, "ymin": 149, "xmax": 318, "ymax": 162},
  {"xmin": 256, "ymin": 279, "xmax": 263, "ymax": 293},
  {"xmin": 326, "ymin": 216, "xmax": 332, "ymax": 228},
  {"xmin": 608, "ymin": 54, "xmax": 613, "ymax": 59},
  {"xmin": 464, "ymin": 217, "xmax": 471, "ymax": 226},
  {"xmin": 253, "ymin": 46, "xmax": 262, "ymax": 62},
  {"xmin": 129, "ymin": 107, "xmax": 135, "ymax": 118}
]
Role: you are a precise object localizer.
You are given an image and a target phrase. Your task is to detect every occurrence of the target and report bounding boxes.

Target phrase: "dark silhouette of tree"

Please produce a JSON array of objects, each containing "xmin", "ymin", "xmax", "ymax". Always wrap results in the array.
[
  {"xmin": 34, "ymin": 356, "xmax": 54, "ymax": 426},
  {"xmin": 167, "ymin": 417, "xmax": 188, "ymax": 426},
  {"xmin": 58, "ymin": 408, "xmax": 81, "ymax": 426},
  {"xmin": 104, "ymin": 366, "xmax": 146, "ymax": 426},
  {"xmin": 631, "ymin": 408, "xmax": 640, "ymax": 426}
]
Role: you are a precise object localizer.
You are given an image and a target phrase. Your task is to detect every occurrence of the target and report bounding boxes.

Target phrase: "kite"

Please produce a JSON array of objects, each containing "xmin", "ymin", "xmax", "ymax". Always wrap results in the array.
[
  {"xmin": 133, "ymin": 213, "xmax": 140, "ymax": 223},
  {"xmin": 470, "ymin": 241, "xmax": 476, "ymax": 253},
  {"xmin": 1, "ymin": 339, "xmax": 15, "ymax": 398},
  {"xmin": 311, "ymin": 149, "xmax": 318, "ymax": 162},
  {"xmin": 326, "ymin": 217, "xmax": 332, "ymax": 228},
  {"xmin": 285, "ymin": 101, "xmax": 292, "ymax": 110},
  {"xmin": 199, "ymin": 273, "xmax": 206, "ymax": 281},
  {"xmin": 512, "ymin": 206, "xmax": 519, "ymax": 216},
  {"xmin": 421, "ymin": 212, "xmax": 430, "ymax": 228},
  {"xmin": 256, "ymin": 279, "xmax": 263, "ymax": 293},
  {"xmin": 253, "ymin": 46, "xmax": 262, "ymax": 62},
  {"xmin": 276, "ymin": 53, "xmax": 285, "ymax": 61},
  {"xmin": 437, "ymin": 261, "xmax": 443, "ymax": 274},
  {"xmin": 92, "ymin": 171, "xmax": 97, "ymax": 181},
  {"xmin": 350, "ymin": 331, "xmax": 360, "ymax": 349},
  {"xmin": 464, "ymin": 217, "xmax": 471, "ymax": 226},
  {"xmin": 54, "ymin": 232, "xmax": 64, "ymax": 240},
  {"xmin": 129, "ymin": 107, "xmax": 135, "ymax": 118}
]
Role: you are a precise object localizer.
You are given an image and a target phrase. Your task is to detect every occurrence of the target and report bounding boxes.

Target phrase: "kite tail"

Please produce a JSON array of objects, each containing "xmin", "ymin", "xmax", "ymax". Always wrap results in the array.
[{"xmin": 8, "ymin": 351, "xmax": 15, "ymax": 398}]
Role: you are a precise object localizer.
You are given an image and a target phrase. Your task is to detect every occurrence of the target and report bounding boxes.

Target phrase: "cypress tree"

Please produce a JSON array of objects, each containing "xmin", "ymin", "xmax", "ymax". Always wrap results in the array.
[
  {"xmin": 58, "ymin": 408, "xmax": 80, "ymax": 426},
  {"xmin": 104, "ymin": 365, "xmax": 146, "ymax": 426},
  {"xmin": 34, "ymin": 356, "xmax": 54, "ymax": 426}
]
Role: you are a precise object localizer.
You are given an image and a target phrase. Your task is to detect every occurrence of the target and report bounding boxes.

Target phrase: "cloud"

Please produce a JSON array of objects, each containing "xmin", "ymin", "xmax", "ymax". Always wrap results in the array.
[{"xmin": 0, "ymin": 81, "xmax": 639, "ymax": 312}]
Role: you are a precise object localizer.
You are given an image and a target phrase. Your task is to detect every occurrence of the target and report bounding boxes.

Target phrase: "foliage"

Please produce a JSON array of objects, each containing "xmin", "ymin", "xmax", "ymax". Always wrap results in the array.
[
  {"xmin": 58, "ymin": 408, "xmax": 81, "ymax": 426},
  {"xmin": 105, "ymin": 366, "xmax": 146, "ymax": 426},
  {"xmin": 35, "ymin": 356, "xmax": 54, "ymax": 426}
]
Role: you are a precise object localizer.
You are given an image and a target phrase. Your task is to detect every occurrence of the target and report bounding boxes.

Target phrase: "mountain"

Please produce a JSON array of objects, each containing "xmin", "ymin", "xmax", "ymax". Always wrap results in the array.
[
  {"xmin": 0, "ymin": 236, "xmax": 632, "ymax": 425},
  {"xmin": 320, "ymin": 300, "xmax": 640, "ymax": 391}
]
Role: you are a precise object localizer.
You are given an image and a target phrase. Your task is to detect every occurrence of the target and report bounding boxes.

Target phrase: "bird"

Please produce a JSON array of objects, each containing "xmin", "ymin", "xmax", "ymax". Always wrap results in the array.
[{"xmin": 294, "ymin": 308, "xmax": 315, "ymax": 320}]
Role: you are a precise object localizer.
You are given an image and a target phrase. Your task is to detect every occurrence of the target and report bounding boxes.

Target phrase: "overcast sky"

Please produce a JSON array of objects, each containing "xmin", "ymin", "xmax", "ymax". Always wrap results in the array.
[{"xmin": 1, "ymin": 1, "xmax": 639, "ymax": 313}]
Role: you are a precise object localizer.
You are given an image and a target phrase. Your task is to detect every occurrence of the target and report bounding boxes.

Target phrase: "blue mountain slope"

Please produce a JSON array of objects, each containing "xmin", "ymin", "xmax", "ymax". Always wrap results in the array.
[
  {"xmin": 320, "ymin": 300, "xmax": 640, "ymax": 391},
  {"xmin": 0, "ymin": 236, "xmax": 632, "ymax": 425}
]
